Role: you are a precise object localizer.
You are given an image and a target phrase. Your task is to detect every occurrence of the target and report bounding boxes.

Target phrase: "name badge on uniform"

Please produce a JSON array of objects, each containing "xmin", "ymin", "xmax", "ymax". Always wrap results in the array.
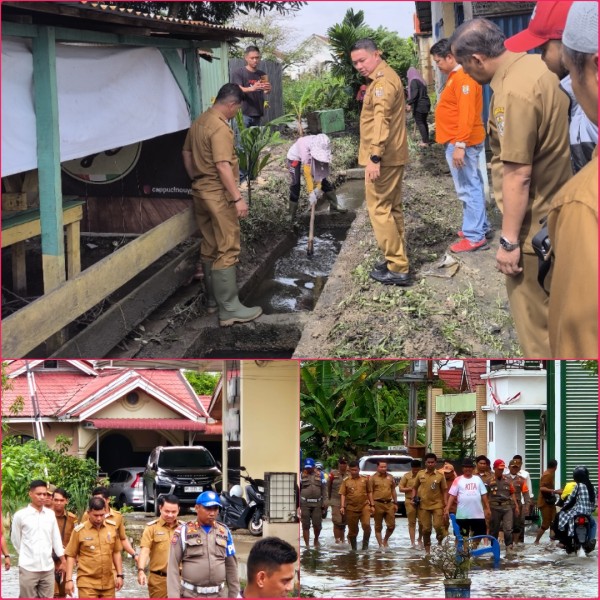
[
  {"xmin": 494, "ymin": 107, "xmax": 505, "ymax": 137},
  {"xmin": 374, "ymin": 86, "xmax": 384, "ymax": 98}
]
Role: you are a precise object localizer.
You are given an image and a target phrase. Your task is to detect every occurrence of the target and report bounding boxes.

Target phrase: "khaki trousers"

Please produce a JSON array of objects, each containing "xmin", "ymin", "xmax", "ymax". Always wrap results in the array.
[
  {"xmin": 505, "ymin": 252, "xmax": 550, "ymax": 357},
  {"xmin": 365, "ymin": 165, "xmax": 409, "ymax": 273},
  {"xmin": 373, "ymin": 501, "xmax": 396, "ymax": 532},
  {"xmin": 75, "ymin": 586, "xmax": 115, "ymax": 598},
  {"xmin": 418, "ymin": 507, "xmax": 445, "ymax": 547},
  {"xmin": 346, "ymin": 505, "xmax": 372, "ymax": 539},
  {"xmin": 148, "ymin": 572, "xmax": 168, "ymax": 598},
  {"xmin": 193, "ymin": 192, "xmax": 240, "ymax": 270},
  {"xmin": 331, "ymin": 505, "xmax": 347, "ymax": 529},
  {"xmin": 18, "ymin": 567, "xmax": 55, "ymax": 598}
]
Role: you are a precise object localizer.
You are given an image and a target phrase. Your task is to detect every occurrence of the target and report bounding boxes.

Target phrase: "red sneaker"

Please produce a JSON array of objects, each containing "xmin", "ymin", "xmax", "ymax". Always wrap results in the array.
[{"xmin": 450, "ymin": 238, "xmax": 489, "ymax": 253}]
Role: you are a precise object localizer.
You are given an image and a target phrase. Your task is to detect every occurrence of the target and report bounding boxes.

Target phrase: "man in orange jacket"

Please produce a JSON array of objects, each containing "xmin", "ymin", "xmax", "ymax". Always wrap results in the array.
[{"xmin": 431, "ymin": 39, "xmax": 492, "ymax": 253}]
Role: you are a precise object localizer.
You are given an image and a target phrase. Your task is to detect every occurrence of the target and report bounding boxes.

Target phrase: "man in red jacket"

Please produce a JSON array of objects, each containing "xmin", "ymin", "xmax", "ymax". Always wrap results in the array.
[{"xmin": 431, "ymin": 38, "xmax": 492, "ymax": 253}]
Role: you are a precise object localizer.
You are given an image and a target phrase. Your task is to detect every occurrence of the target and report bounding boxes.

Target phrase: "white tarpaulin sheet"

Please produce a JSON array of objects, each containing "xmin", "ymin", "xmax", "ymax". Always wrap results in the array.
[{"xmin": 1, "ymin": 38, "xmax": 191, "ymax": 177}]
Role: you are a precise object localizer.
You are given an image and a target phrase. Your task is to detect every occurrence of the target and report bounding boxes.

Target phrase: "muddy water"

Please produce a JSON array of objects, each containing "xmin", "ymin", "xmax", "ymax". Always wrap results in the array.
[{"xmin": 300, "ymin": 518, "xmax": 598, "ymax": 598}]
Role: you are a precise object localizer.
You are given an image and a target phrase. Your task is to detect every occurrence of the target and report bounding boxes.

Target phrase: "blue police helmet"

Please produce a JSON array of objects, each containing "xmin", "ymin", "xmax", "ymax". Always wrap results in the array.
[
  {"xmin": 196, "ymin": 490, "xmax": 222, "ymax": 507},
  {"xmin": 305, "ymin": 458, "xmax": 315, "ymax": 468}
]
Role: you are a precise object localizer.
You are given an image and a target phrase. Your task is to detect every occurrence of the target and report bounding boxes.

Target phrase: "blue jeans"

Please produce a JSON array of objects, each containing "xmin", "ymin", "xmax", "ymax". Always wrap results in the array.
[
  {"xmin": 243, "ymin": 115, "xmax": 261, "ymax": 128},
  {"xmin": 445, "ymin": 142, "xmax": 489, "ymax": 242}
]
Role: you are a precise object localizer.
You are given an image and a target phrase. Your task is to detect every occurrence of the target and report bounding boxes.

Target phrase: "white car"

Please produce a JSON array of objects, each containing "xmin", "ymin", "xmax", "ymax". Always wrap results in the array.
[{"xmin": 358, "ymin": 454, "xmax": 415, "ymax": 516}]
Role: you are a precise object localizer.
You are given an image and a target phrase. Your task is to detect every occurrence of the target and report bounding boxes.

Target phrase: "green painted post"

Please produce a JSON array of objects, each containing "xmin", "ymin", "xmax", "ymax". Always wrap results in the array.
[
  {"xmin": 185, "ymin": 48, "xmax": 202, "ymax": 119},
  {"xmin": 160, "ymin": 48, "xmax": 193, "ymax": 108},
  {"xmin": 32, "ymin": 26, "xmax": 66, "ymax": 292}
]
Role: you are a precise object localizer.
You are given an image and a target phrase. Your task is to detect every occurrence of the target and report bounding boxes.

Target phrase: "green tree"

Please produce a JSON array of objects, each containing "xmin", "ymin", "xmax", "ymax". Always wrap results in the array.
[
  {"xmin": 184, "ymin": 370, "xmax": 220, "ymax": 395},
  {"xmin": 126, "ymin": 2, "xmax": 306, "ymax": 23},
  {"xmin": 300, "ymin": 360, "xmax": 418, "ymax": 464}
]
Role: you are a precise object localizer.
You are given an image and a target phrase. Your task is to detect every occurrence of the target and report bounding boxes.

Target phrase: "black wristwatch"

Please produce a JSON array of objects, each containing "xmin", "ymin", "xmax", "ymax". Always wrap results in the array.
[
  {"xmin": 370, "ymin": 155, "xmax": 381, "ymax": 164},
  {"xmin": 117, "ymin": 574, "xmax": 124, "ymax": 579},
  {"xmin": 499, "ymin": 236, "xmax": 520, "ymax": 252}
]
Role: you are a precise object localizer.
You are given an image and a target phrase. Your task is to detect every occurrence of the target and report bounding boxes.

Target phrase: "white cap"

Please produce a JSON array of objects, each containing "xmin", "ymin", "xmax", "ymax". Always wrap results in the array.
[{"xmin": 563, "ymin": 1, "xmax": 598, "ymax": 53}]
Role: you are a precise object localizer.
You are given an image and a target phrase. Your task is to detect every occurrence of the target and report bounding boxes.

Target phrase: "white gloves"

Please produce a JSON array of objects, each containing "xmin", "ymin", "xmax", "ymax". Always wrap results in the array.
[{"xmin": 308, "ymin": 191, "xmax": 318, "ymax": 206}]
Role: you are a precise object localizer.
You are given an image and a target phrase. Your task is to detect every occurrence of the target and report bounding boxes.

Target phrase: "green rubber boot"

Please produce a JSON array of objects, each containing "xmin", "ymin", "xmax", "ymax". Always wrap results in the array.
[
  {"xmin": 202, "ymin": 261, "xmax": 218, "ymax": 314},
  {"xmin": 323, "ymin": 190, "xmax": 347, "ymax": 213},
  {"xmin": 212, "ymin": 266, "xmax": 262, "ymax": 327}
]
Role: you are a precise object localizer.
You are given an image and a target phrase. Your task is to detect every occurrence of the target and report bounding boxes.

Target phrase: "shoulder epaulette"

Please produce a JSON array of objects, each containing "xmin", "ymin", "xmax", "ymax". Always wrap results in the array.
[
  {"xmin": 74, "ymin": 523, "xmax": 85, "ymax": 532},
  {"xmin": 215, "ymin": 522, "xmax": 228, "ymax": 534},
  {"xmin": 147, "ymin": 519, "xmax": 158, "ymax": 526},
  {"xmin": 105, "ymin": 518, "xmax": 117, "ymax": 526}
]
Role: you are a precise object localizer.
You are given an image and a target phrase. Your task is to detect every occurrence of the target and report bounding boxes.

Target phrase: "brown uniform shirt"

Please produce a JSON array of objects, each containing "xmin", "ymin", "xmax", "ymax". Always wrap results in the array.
[
  {"xmin": 488, "ymin": 52, "xmax": 572, "ymax": 253},
  {"xmin": 488, "ymin": 475, "xmax": 515, "ymax": 505},
  {"xmin": 399, "ymin": 471, "xmax": 419, "ymax": 501},
  {"xmin": 140, "ymin": 517, "xmax": 182, "ymax": 573},
  {"xmin": 537, "ymin": 469, "xmax": 556, "ymax": 508},
  {"xmin": 477, "ymin": 470, "xmax": 494, "ymax": 493},
  {"xmin": 300, "ymin": 471, "xmax": 325, "ymax": 502},
  {"xmin": 339, "ymin": 476, "xmax": 370, "ymax": 511},
  {"xmin": 414, "ymin": 469, "xmax": 447, "ymax": 510},
  {"xmin": 55, "ymin": 511, "xmax": 78, "ymax": 548},
  {"xmin": 548, "ymin": 147, "xmax": 598, "ymax": 357},
  {"xmin": 183, "ymin": 106, "xmax": 240, "ymax": 198},
  {"xmin": 82, "ymin": 507, "xmax": 126, "ymax": 541},
  {"xmin": 358, "ymin": 60, "xmax": 408, "ymax": 166},
  {"xmin": 64, "ymin": 519, "xmax": 122, "ymax": 590},
  {"xmin": 508, "ymin": 474, "xmax": 530, "ymax": 506},
  {"xmin": 369, "ymin": 473, "xmax": 395, "ymax": 501},
  {"xmin": 167, "ymin": 520, "xmax": 239, "ymax": 598},
  {"xmin": 328, "ymin": 469, "xmax": 349, "ymax": 507}
]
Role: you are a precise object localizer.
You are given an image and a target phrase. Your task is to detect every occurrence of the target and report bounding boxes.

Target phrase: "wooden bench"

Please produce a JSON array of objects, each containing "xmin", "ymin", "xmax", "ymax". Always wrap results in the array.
[{"xmin": 2, "ymin": 198, "xmax": 85, "ymax": 294}]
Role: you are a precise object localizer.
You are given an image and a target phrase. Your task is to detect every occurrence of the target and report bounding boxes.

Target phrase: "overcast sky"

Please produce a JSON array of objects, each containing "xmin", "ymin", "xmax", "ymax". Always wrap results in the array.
[{"xmin": 287, "ymin": 1, "xmax": 416, "ymax": 39}]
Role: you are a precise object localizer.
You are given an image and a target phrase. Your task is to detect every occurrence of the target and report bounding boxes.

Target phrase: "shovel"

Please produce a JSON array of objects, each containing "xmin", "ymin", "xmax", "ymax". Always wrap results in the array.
[{"xmin": 307, "ymin": 201, "xmax": 316, "ymax": 256}]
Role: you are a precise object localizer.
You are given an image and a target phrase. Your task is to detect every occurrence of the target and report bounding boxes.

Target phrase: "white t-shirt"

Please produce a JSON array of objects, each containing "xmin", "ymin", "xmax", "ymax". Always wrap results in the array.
[{"xmin": 449, "ymin": 474, "xmax": 488, "ymax": 519}]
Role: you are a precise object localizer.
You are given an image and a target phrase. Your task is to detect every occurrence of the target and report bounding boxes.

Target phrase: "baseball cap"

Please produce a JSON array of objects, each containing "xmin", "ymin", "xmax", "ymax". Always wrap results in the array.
[
  {"xmin": 509, "ymin": 460, "xmax": 519, "ymax": 468},
  {"xmin": 196, "ymin": 490, "xmax": 222, "ymax": 507},
  {"xmin": 304, "ymin": 458, "xmax": 315, "ymax": 468},
  {"xmin": 563, "ymin": 1, "xmax": 598, "ymax": 53},
  {"xmin": 493, "ymin": 459, "xmax": 506, "ymax": 470},
  {"xmin": 504, "ymin": 1, "xmax": 573, "ymax": 52},
  {"xmin": 440, "ymin": 462, "xmax": 455, "ymax": 474}
]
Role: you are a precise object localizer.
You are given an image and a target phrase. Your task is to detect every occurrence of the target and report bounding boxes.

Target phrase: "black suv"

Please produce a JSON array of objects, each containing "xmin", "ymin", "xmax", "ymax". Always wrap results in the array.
[{"xmin": 143, "ymin": 446, "xmax": 222, "ymax": 515}]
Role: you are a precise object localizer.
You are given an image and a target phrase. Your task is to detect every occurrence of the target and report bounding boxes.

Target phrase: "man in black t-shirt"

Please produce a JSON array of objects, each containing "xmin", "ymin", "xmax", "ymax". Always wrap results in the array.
[{"xmin": 231, "ymin": 45, "xmax": 271, "ymax": 127}]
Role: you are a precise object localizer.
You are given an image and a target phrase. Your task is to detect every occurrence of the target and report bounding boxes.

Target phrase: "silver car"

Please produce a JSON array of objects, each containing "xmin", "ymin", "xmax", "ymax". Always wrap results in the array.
[{"xmin": 108, "ymin": 467, "xmax": 145, "ymax": 508}]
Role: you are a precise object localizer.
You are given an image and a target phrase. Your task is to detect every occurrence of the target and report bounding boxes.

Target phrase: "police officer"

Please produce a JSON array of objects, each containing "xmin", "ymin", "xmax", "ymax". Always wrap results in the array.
[
  {"xmin": 488, "ymin": 459, "xmax": 520, "ymax": 554},
  {"xmin": 300, "ymin": 458, "xmax": 326, "ymax": 547},
  {"xmin": 412, "ymin": 453, "xmax": 449, "ymax": 555},
  {"xmin": 137, "ymin": 494, "xmax": 182, "ymax": 598},
  {"xmin": 350, "ymin": 38, "xmax": 411, "ymax": 287},
  {"xmin": 399, "ymin": 459, "xmax": 423, "ymax": 549},
  {"xmin": 339, "ymin": 460, "xmax": 374, "ymax": 551},
  {"xmin": 327, "ymin": 458, "xmax": 349, "ymax": 543},
  {"xmin": 369, "ymin": 461, "xmax": 397, "ymax": 547},
  {"xmin": 182, "ymin": 83, "xmax": 262, "ymax": 327},
  {"xmin": 450, "ymin": 18, "xmax": 572, "ymax": 357},
  {"xmin": 64, "ymin": 496, "xmax": 123, "ymax": 598},
  {"xmin": 167, "ymin": 491, "xmax": 239, "ymax": 598},
  {"xmin": 507, "ymin": 460, "xmax": 530, "ymax": 546},
  {"xmin": 51, "ymin": 487, "xmax": 78, "ymax": 598}
]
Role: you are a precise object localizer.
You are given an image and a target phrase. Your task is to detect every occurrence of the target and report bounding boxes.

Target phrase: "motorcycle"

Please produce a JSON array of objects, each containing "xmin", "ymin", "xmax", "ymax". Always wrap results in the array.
[
  {"xmin": 219, "ymin": 467, "xmax": 265, "ymax": 537},
  {"xmin": 563, "ymin": 513, "xmax": 596, "ymax": 555}
]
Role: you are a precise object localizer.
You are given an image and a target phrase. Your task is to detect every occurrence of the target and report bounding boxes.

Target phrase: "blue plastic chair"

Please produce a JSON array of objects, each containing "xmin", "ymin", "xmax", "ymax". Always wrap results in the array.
[{"xmin": 449, "ymin": 513, "xmax": 501, "ymax": 567}]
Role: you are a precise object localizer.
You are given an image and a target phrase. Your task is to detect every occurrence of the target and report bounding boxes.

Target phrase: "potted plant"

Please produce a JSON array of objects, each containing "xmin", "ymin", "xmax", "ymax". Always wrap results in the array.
[{"xmin": 429, "ymin": 536, "xmax": 472, "ymax": 598}]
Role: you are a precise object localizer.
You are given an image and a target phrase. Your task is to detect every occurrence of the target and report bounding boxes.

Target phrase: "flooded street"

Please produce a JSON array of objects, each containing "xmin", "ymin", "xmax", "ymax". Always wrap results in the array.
[{"xmin": 300, "ymin": 516, "xmax": 598, "ymax": 598}]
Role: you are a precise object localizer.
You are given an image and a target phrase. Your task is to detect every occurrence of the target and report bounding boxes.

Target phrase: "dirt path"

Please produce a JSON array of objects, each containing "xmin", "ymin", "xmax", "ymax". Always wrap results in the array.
[{"xmin": 295, "ymin": 143, "xmax": 522, "ymax": 358}]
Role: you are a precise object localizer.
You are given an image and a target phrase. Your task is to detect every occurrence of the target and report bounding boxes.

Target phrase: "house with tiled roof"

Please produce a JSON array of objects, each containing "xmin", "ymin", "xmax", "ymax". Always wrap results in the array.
[{"xmin": 2, "ymin": 360, "xmax": 221, "ymax": 475}]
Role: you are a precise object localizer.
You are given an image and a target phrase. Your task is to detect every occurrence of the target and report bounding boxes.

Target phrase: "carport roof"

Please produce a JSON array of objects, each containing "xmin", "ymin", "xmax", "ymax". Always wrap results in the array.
[{"xmin": 84, "ymin": 418, "xmax": 222, "ymax": 433}]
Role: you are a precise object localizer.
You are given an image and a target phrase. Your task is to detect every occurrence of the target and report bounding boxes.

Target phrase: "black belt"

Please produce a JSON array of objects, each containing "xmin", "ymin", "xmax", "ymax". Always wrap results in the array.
[
  {"xmin": 375, "ymin": 499, "xmax": 393, "ymax": 504},
  {"xmin": 151, "ymin": 570, "xmax": 167, "ymax": 577}
]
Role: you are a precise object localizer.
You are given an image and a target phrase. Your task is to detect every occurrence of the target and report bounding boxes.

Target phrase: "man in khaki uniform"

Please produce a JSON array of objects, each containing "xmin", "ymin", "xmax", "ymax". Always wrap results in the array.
[
  {"xmin": 450, "ymin": 18, "xmax": 572, "ymax": 357},
  {"xmin": 534, "ymin": 459, "xmax": 561, "ymax": 544},
  {"xmin": 339, "ymin": 460, "xmax": 374, "ymax": 551},
  {"xmin": 138, "ymin": 494, "xmax": 182, "ymax": 598},
  {"xmin": 412, "ymin": 453, "xmax": 448, "ymax": 555},
  {"xmin": 327, "ymin": 457, "xmax": 349, "ymax": 543},
  {"xmin": 399, "ymin": 459, "xmax": 423, "ymax": 549},
  {"xmin": 350, "ymin": 38, "xmax": 411, "ymax": 287},
  {"xmin": 369, "ymin": 461, "xmax": 397, "ymax": 547},
  {"xmin": 64, "ymin": 496, "xmax": 123, "ymax": 598},
  {"xmin": 547, "ymin": 1, "xmax": 598, "ymax": 358},
  {"xmin": 51, "ymin": 488, "xmax": 78, "ymax": 598},
  {"xmin": 300, "ymin": 458, "xmax": 326, "ymax": 547},
  {"xmin": 167, "ymin": 491, "xmax": 239, "ymax": 598},
  {"xmin": 182, "ymin": 83, "xmax": 261, "ymax": 326}
]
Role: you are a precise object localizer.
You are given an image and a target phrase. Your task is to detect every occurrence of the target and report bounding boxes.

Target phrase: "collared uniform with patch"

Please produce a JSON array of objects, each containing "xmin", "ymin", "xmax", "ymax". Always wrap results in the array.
[
  {"xmin": 167, "ymin": 520, "xmax": 239, "ymax": 598},
  {"xmin": 140, "ymin": 517, "xmax": 183, "ymax": 598},
  {"xmin": 339, "ymin": 475, "xmax": 371, "ymax": 540},
  {"xmin": 488, "ymin": 52, "xmax": 572, "ymax": 357},
  {"xmin": 64, "ymin": 519, "xmax": 123, "ymax": 595},
  {"xmin": 54, "ymin": 511, "xmax": 78, "ymax": 597},
  {"xmin": 358, "ymin": 60, "xmax": 410, "ymax": 274}
]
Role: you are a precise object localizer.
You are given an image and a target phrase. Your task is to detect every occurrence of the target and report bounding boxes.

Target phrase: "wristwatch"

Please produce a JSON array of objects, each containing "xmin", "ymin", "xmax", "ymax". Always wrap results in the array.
[
  {"xmin": 369, "ymin": 155, "xmax": 381, "ymax": 164},
  {"xmin": 499, "ymin": 236, "xmax": 520, "ymax": 252},
  {"xmin": 117, "ymin": 574, "xmax": 124, "ymax": 579}
]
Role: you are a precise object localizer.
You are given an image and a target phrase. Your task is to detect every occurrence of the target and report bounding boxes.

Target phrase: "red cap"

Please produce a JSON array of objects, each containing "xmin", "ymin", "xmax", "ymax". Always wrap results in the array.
[
  {"xmin": 504, "ymin": 1, "xmax": 573, "ymax": 52},
  {"xmin": 493, "ymin": 459, "xmax": 506, "ymax": 470}
]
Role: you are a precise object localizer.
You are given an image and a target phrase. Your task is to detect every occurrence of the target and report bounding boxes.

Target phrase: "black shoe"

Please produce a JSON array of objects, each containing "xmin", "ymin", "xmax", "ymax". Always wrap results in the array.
[
  {"xmin": 374, "ymin": 260, "xmax": 388, "ymax": 273},
  {"xmin": 485, "ymin": 228, "xmax": 495, "ymax": 240},
  {"xmin": 370, "ymin": 267, "xmax": 413, "ymax": 286}
]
